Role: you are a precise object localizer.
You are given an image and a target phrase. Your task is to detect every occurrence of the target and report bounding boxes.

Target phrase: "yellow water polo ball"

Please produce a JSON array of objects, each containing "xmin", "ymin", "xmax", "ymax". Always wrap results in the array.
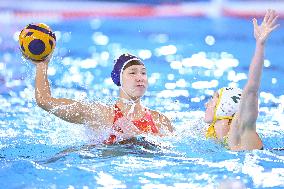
[{"xmin": 19, "ymin": 23, "xmax": 56, "ymax": 62}]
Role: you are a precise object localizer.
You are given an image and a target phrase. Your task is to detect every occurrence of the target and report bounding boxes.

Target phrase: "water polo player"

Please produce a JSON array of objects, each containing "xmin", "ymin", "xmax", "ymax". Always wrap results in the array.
[
  {"xmin": 33, "ymin": 52, "xmax": 173, "ymax": 144},
  {"xmin": 204, "ymin": 10, "xmax": 279, "ymax": 150}
]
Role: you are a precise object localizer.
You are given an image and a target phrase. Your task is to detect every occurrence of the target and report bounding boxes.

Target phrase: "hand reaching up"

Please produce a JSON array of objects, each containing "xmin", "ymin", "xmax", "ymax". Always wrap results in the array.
[
  {"xmin": 253, "ymin": 9, "xmax": 280, "ymax": 44},
  {"xmin": 32, "ymin": 53, "xmax": 53, "ymax": 66}
]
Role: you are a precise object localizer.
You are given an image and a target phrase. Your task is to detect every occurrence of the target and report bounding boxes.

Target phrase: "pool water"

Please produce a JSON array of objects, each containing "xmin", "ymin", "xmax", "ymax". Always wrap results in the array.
[{"xmin": 1, "ymin": 9, "xmax": 284, "ymax": 189}]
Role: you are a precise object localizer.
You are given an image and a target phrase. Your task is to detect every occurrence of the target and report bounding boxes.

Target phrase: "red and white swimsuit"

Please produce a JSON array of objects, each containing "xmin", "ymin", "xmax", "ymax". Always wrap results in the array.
[{"xmin": 104, "ymin": 104, "xmax": 159, "ymax": 144}]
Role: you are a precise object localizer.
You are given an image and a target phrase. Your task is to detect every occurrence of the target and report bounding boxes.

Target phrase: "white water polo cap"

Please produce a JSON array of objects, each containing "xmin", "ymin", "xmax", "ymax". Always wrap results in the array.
[
  {"xmin": 215, "ymin": 87, "xmax": 242, "ymax": 119},
  {"xmin": 205, "ymin": 87, "xmax": 242, "ymax": 138}
]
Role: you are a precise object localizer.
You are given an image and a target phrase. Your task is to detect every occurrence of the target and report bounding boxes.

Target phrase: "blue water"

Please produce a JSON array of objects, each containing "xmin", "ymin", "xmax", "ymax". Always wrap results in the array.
[{"xmin": 0, "ymin": 12, "xmax": 284, "ymax": 189}]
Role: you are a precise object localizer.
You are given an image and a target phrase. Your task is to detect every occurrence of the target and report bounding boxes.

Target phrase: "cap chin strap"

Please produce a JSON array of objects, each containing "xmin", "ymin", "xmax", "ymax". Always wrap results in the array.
[
  {"xmin": 206, "ymin": 88, "xmax": 233, "ymax": 139},
  {"xmin": 119, "ymin": 86, "xmax": 141, "ymax": 120}
]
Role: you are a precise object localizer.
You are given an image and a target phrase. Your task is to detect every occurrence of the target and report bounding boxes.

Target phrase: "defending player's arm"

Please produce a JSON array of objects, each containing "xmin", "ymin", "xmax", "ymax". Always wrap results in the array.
[{"xmin": 238, "ymin": 10, "xmax": 279, "ymax": 127}]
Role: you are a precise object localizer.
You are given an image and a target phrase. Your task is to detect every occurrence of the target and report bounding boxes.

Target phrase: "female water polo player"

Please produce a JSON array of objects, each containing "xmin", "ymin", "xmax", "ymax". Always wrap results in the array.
[
  {"xmin": 33, "ymin": 53, "xmax": 173, "ymax": 144},
  {"xmin": 204, "ymin": 10, "xmax": 279, "ymax": 150}
]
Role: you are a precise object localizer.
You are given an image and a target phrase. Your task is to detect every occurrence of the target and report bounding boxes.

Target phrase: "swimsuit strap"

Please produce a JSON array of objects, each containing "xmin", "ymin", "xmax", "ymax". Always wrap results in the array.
[{"xmin": 113, "ymin": 104, "xmax": 124, "ymax": 123}]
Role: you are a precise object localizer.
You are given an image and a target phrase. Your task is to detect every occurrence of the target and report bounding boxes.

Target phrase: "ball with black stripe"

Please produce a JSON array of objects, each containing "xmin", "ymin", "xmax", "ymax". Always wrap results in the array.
[{"xmin": 19, "ymin": 23, "xmax": 56, "ymax": 62}]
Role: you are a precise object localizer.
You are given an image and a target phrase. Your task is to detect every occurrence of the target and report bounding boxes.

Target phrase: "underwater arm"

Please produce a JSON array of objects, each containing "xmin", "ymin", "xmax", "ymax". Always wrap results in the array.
[{"xmin": 238, "ymin": 10, "xmax": 279, "ymax": 126}]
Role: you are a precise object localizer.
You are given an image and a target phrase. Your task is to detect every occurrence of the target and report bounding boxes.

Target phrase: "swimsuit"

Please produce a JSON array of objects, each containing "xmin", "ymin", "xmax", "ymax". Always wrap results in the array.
[{"xmin": 104, "ymin": 104, "xmax": 158, "ymax": 144}]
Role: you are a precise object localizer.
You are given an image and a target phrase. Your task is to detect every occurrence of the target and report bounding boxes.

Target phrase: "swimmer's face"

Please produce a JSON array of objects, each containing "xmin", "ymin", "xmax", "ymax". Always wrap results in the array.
[
  {"xmin": 204, "ymin": 92, "xmax": 219, "ymax": 123},
  {"xmin": 121, "ymin": 64, "xmax": 148, "ymax": 99}
]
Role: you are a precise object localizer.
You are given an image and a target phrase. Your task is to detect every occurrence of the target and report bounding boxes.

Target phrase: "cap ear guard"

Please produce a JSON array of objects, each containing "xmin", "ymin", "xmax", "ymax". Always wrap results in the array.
[{"xmin": 215, "ymin": 87, "xmax": 242, "ymax": 119}]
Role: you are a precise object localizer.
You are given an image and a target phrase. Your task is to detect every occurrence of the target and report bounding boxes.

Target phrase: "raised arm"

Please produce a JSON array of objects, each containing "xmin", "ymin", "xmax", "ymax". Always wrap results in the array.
[
  {"xmin": 238, "ymin": 10, "xmax": 279, "ymax": 126},
  {"xmin": 34, "ymin": 56, "xmax": 110, "ymax": 124}
]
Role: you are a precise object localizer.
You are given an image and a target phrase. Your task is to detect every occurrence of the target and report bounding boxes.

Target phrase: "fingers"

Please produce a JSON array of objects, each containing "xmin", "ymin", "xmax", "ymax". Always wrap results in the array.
[
  {"xmin": 252, "ymin": 18, "xmax": 260, "ymax": 38},
  {"xmin": 266, "ymin": 9, "xmax": 276, "ymax": 24},
  {"xmin": 265, "ymin": 9, "xmax": 279, "ymax": 26},
  {"xmin": 32, "ymin": 54, "xmax": 52, "ymax": 65},
  {"xmin": 266, "ymin": 10, "xmax": 280, "ymax": 34},
  {"xmin": 44, "ymin": 53, "xmax": 53, "ymax": 62},
  {"xmin": 270, "ymin": 15, "xmax": 279, "ymax": 28},
  {"xmin": 253, "ymin": 9, "xmax": 279, "ymax": 43},
  {"xmin": 263, "ymin": 9, "xmax": 270, "ymax": 23},
  {"xmin": 261, "ymin": 9, "xmax": 279, "ymax": 31},
  {"xmin": 266, "ymin": 9, "xmax": 275, "ymax": 23},
  {"xmin": 271, "ymin": 24, "xmax": 280, "ymax": 32},
  {"xmin": 252, "ymin": 18, "xmax": 258, "ymax": 28}
]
